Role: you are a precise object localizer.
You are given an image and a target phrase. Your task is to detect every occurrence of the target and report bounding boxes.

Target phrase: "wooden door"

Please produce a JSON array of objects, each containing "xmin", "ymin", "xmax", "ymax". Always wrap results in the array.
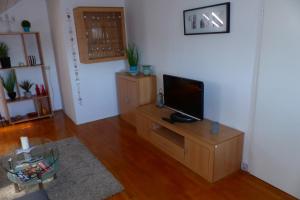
[{"xmin": 250, "ymin": 1, "xmax": 300, "ymax": 197}]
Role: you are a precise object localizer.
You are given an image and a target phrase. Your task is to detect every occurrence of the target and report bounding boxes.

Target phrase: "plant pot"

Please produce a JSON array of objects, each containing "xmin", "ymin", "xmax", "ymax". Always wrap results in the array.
[
  {"xmin": 8, "ymin": 92, "xmax": 16, "ymax": 100},
  {"xmin": 0, "ymin": 57, "xmax": 11, "ymax": 68},
  {"xmin": 129, "ymin": 65, "xmax": 138, "ymax": 76},
  {"xmin": 23, "ymin": 27, "xmax": 30, "ymax": 32},
  {"xmin": 24, "ymin": 91, "xmax": 32, "ymax": 98},
  {"xmin": 142, "ymin": 65, "xmax": 152, "ymax": 76}
]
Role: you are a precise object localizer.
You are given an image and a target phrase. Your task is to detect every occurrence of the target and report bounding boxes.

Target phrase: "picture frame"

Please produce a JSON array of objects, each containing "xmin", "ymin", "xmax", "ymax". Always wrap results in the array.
[{"xmin": 183, "ymin": 2, "xmax": 230, "ymax": 35}]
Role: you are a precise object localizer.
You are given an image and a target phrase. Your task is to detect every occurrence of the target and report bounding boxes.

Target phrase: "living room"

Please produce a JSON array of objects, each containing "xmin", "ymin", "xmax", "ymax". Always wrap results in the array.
[{"xmin": 0, "ymin": 0, "xmax": 299, "ymax": 199}]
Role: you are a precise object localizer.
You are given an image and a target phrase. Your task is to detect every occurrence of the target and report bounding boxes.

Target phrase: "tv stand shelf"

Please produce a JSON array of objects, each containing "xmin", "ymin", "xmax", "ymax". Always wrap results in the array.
[
  {"xmin": 137, "ymin": 104, "xmax": 244, "ymax": 182},
  {"xmin": 152, "ymin": 126, "xmax": 184, "ymax": 148}
]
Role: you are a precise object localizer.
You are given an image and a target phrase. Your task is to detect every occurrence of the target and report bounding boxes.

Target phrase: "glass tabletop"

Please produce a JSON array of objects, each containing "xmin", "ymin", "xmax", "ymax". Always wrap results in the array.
[{"xmin": 0, "ymin": 138, "xmax": 59, "ymax": 187}]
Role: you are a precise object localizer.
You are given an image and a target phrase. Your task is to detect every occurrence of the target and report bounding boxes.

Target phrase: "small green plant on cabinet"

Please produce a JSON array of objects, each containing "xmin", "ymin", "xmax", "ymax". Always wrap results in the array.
[
  {"xmin": 0, "ymin": 71, "xmax": 17, "ymax": 100},
  {"xmin": 126, "ymin": 44, "xmax": 139, "ymax": 76},
  {"xmin": 126, "ymin": 44, "xmax": 139, "ymax": 66}
]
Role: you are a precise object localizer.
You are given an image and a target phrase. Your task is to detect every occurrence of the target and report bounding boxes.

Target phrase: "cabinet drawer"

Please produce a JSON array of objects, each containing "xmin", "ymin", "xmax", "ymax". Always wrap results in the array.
[{"xmin": 150, "ymin": 131, "xmax": 185, "ymax": 162}]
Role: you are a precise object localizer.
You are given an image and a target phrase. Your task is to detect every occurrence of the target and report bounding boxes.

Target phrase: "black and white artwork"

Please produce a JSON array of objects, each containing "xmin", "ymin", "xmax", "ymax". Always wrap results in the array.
[{"xmin": 184, "ymin": 2, "xmax": 230, "ymax": 35}]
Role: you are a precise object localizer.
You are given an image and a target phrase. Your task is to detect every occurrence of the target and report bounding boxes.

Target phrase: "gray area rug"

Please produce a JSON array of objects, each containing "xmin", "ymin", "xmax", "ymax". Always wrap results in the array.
[{"xmin": 0, "ymin": 137, "xmax": 123, "ymax": 200}]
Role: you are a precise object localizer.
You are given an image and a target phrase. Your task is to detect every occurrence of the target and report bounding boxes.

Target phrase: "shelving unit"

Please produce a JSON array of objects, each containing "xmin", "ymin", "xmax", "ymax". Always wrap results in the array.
[
  {"xmin": 152, "ymin": 126, "xmax": 185, "ymax": 148},
  {"xmin": 0, "ymin": 65, "xmax": 43, "ymax": 71},
  {"xmin": 6, "ymin": 95, "xmax": 49, "ymax": 104},
  {"xmin": 0, "ymin": 32, "xmax": 53, "ymax": 125}
]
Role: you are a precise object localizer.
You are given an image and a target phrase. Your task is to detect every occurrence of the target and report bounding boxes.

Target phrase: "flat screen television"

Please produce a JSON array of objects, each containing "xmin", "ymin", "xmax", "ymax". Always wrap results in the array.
[{"xmin": 163, "ymin": 75, "xmax": 204, "ymax": 121}]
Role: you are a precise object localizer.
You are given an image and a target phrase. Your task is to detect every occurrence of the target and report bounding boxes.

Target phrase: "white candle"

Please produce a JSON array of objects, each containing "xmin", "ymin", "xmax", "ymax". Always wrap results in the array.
[{"xmin": 20, "ymin": 137, "xmax": 30, "ymax": 150}]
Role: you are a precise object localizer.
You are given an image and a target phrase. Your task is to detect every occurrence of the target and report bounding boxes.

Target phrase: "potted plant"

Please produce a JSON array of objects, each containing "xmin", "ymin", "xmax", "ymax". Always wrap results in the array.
[
  {"xmin": 0, "ymin": 72, "xmax": 17, "ymax": 100},
  {"xmin": 19, "ymin": 80, "xmax": 34, "ymax": 98},
  {"xmin": 0, "ymin": 42, "xmax": 11, "ymax": 68},
  {"xmin": 21, "ymin": 20, "xmax": 31, "ymax": 32},
  {"xmin": 126, "ymin": 44, "xmax": 139, "ymax": 76}
]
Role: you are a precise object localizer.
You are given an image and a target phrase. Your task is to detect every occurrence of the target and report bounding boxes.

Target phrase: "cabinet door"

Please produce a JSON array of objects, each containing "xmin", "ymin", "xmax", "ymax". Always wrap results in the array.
[
  {"xmin": 117, "ymin": 77, "xmax": 138, "ymax": 126},
  {"xmin": 138, "ymin": 76, "xmax": 157, "ymax": 105},
  {"xmin": 125, "ymin": 80, "xmax": 138, "ymax": 125},
  {"xmin": 214, "ymin": 136, "xmax": 243, "ymax": 182},
  {"xmin": 185, "ymin": 139, "xmax": 214, "ymax": 182},
  {"xmin": 117, "ymin": 77, "xmax": 129, "ymax": 116}
]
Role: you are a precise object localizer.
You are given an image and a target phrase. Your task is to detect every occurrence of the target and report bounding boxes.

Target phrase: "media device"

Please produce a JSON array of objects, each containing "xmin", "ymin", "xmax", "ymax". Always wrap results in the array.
[{"xmin": 163, "ymin": 74, "xmax": 204, "ymax": 123}]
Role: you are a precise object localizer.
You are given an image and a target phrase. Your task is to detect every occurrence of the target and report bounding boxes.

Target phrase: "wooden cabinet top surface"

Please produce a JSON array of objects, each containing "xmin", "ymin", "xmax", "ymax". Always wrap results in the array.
[
  {"xmin": 116, "ymin": 72, "xmax": 156, "ymax": 81},
  {"xmin": 137, "ymin": 104, "xmax": 244, "ymax": 146}
]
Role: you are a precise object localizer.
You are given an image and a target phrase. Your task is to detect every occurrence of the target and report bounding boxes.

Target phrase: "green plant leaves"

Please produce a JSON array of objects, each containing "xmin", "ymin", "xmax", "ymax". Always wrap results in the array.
[
  {"xmin": 19, "ymin": 80, "xmax": 34, "ymax": 92},
  {"xmin": 0, "ymin": 42, "xmax": 9, "ymax": 58},
  {"xmin": 126, "ymin": 44, "xmax": 139, "ymax": 66},
  {"xmin": 0, "ymin": 71, "xmax": 16, "ymax": 93}
]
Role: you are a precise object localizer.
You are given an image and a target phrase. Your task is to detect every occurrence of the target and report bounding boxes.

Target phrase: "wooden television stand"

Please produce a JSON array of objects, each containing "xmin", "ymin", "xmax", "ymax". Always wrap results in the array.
[{"xmin": 136, "ymin": 104, "xmax": 244, "ymax": 183}]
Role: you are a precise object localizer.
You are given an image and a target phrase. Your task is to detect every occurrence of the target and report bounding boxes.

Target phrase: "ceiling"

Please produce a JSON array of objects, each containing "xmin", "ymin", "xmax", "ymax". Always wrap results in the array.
[{"xmin": 0, "ymin": 0, "xmax": 21, "ymax": 15}]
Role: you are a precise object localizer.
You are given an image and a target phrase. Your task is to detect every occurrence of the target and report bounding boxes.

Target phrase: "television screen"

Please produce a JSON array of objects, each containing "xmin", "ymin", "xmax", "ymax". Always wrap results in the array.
[{"xmin": 163, "ymin": 75, "xmax": 204, "ymax": 120}]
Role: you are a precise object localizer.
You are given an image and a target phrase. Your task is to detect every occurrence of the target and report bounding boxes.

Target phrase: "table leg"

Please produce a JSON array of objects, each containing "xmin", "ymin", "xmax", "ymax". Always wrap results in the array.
[
  {"xmin": 39, "ymin": 182, "xmax": 44, "ymax": 190},
  {"xmin": 14, "ymin": 183, "xmax": 20, "ymax": 193}
]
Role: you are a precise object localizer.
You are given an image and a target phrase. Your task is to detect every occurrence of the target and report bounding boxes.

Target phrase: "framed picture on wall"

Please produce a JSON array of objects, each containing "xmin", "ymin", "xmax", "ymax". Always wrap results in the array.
[{"xmin": 183, "ymin": 2, "xmax": 230, "ymax": 35}]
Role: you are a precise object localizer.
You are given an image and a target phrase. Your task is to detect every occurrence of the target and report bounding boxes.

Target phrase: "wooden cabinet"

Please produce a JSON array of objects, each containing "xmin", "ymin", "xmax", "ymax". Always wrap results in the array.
[
  {"xmin": 116, "ymin": 73, "xmax": 156, "ymax": 127},
  {"xmin": 136, "ymin": 104, "xmax": 244, "ymax": 182}
]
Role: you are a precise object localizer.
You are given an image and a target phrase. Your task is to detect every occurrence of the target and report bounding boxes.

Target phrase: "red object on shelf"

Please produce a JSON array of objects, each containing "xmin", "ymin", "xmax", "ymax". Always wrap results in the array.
[
  {"xmin": 35, "ymin": 84, "xmax": 41, "ymax": 96},
  {"xmin": 41, "ymin": 85, "xmax": 47, "ymax": 96}
]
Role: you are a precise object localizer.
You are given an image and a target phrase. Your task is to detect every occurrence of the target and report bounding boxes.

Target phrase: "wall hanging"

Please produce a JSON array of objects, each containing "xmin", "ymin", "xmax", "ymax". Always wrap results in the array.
[
  {"xmin": 73, "ymin": 7, "xmax": 127, "ymax": 64},
  {"xmin": 66, "ymin": 9, "xmax": 83, "ymax": 106},
  {"xmin": 184, "ymin": 2, "xmax": 230, "ymax": 35}
]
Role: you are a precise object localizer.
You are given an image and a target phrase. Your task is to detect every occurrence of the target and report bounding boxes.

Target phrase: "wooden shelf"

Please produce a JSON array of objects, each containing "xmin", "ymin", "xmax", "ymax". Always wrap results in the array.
[
  {"xmin": 0, "ymin": 32, "xmax": 39, "ymax": 36},
  {"xmin": 0, "ymin": 65, "xmax": 43, "ymax": 71},
  {"xmin": 152, "ymin": 126, "xmax": 184, "ymax": 148},
  {"xmin": 6, "ymin": 95, "xmax": 49, "ymax": 104},
  {"xmin": 0, "ymin": 32, "xmax": 53, "ymax": 125},
  {"xmin": 10, "ymin": 114, "xmax": 52, "ymax": 125}
]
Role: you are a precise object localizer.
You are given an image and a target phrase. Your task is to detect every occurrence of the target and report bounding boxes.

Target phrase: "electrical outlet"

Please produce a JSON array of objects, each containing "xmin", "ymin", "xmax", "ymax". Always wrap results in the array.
[{"xmin": 241, "ymin": 162, "xmax": 248, "ymax": 171}]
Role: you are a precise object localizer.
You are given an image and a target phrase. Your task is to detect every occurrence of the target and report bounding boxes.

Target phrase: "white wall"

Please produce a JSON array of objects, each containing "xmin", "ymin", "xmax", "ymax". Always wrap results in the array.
[
  {"xmin": 249, "ymin": 0, "xmax": 300, "ymax": 198},
  {"xmin": 47, "ymin": 0, "xmax": 78, "ymax": 122},
  {"xmin": 47, "ymin": 0, "xmax": 127, "ymax": 124},
  {"xmin": 0, "ymin": 0, "xmax": 63, "ymax": 111},
  {"xmin": 125, "ymin": 0, "xmax": 263, "ymax": 164}
]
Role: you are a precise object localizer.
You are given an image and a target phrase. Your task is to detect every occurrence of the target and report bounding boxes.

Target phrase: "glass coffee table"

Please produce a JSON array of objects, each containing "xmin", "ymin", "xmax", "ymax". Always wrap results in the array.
[{"xmin": 1, "ymin": 138, "xmax": 59, "ymax": 192}]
